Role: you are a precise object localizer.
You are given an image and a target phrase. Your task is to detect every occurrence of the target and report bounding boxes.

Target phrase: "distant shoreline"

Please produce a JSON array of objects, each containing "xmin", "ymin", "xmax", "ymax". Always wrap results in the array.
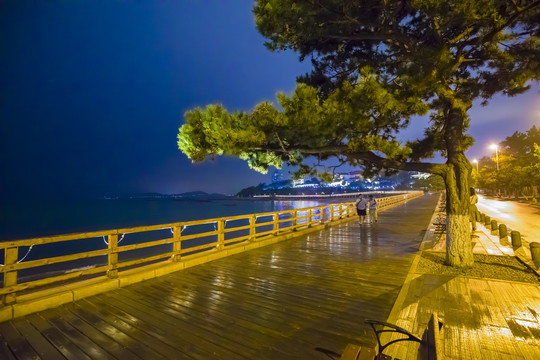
[{"xmin": 253, "ymin": 190, "xmax": 413, "ymax": 200}]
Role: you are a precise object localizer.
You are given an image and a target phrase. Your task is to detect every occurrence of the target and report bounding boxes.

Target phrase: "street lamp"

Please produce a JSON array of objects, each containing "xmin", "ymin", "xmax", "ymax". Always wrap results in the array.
[
  {"xmin": 472, "ymin": 159, "xmax": 478, "ymax": 172},
  {"xmin": 490, "ymin": 144, "xmax": 499, "ymax": 171}
]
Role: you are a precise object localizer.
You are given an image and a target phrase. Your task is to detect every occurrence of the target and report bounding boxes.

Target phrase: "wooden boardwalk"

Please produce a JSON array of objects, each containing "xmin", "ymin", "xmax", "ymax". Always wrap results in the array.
[{"xmin": 0, "ymin": 194, "xmax": 439, "ymax": 359}]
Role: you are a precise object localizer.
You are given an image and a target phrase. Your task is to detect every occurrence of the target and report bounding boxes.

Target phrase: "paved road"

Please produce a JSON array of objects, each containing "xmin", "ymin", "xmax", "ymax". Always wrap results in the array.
[{"xmin": 477, "ymin": 194, "xmax": 540, "ymax": 243}]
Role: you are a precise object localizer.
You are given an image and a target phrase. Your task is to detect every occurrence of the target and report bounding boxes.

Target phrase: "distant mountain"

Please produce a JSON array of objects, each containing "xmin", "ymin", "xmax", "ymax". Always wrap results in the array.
[
  {"xmin": 172, "ymin": 191, "xmax": 229, "ymax": 200},
  {"xmin": 174, "ymin": 191, "xmax": 208, "ymax": 197},
  {"xmin": 111, "ymin": 191, "xmax": 229, "ymax": 200}
]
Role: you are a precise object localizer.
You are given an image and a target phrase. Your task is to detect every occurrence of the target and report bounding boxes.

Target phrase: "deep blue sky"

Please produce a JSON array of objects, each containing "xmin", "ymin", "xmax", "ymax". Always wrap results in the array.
[{"xmin": 1, "ymin": 1, "xmax": 538, "ymax": 199}]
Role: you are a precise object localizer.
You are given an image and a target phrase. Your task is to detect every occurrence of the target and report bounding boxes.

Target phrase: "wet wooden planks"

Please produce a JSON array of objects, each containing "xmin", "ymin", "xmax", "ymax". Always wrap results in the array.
[
  {"xmin": 0, "ymin": 194, "xmax": 439, "ymax": 359},
  {"xmin": 386, "ymin": 272, "xmax": 540, "ymax": 359}
]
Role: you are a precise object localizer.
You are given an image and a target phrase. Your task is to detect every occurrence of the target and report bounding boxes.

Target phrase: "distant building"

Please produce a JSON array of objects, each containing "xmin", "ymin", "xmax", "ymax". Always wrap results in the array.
[
  {"xmin": 292, "ymin": 177, "xmax": 321, "ymax": 188},
  {"xmin": 411, "ymin": 172, "xmax": 430, "ymax": 179},
  {"xmin": 339, "ymin": 170, "xmax": 364, "ymax": 183},
  {"xmin": 293, "ymin": 179, "xmax": 305, "ymax": 187},
  {"xmin": 324, "ymin": 173, "xmax": 348, "ymax": 187},
  {"xmin": 272, "ymin": 170, "xmax": 283, "ymax": 183},
  {"xmin": 294, "ymin": 182, "xmax": 318, "ymax": 188},
  {"xmin": 326, "ymin": 180, "xmax": 347, "ymax": 187}
]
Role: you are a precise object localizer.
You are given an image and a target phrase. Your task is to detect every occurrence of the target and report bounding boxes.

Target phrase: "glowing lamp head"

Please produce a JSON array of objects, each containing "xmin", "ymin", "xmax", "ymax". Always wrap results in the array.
[
  {"xmin": 490, "ymin": 144, "xmax": 498, "ymax": 151},
  {"xmin": 472, "ymin": 159, "xmax": 478, "ymax": 163}
]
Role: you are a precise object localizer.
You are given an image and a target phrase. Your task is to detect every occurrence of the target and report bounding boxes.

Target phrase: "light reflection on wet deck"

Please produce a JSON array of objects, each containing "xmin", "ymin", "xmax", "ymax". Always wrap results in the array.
[{"xmin": 1, "ymin": 195, "xmax": 440, "ymax": 359}]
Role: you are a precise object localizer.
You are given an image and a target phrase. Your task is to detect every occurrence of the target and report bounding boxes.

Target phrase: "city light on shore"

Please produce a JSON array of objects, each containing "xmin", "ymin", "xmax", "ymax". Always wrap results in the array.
[{"xmin": 472, "ymin": 159, "xmax": 478, "ymax": 172}]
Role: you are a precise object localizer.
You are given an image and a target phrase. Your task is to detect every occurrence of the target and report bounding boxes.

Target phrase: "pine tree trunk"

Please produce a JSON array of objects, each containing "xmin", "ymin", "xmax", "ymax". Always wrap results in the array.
[
  {"xmin": 443, "ymin": 154, "xmax": 474, "ymax": 268},
  {"xmin": 436, "ymin": 94, "xmax": 475, "ymax": 268},
  {"xmin": 446, "ymin": 213, "xmax": 473, "ymax": 266}
]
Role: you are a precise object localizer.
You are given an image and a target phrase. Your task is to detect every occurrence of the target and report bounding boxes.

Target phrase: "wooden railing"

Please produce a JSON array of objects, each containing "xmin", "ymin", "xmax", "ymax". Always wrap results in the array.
[{"xmin": 0, "ymin": 191, "xmax": 423, "ymax": 306}]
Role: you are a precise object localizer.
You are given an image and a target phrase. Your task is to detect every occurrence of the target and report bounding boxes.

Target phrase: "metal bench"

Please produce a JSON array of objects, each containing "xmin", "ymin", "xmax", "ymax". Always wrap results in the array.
[{"xmin": 317, "ymin": 313, "xmax": 443, "ymax": 360}]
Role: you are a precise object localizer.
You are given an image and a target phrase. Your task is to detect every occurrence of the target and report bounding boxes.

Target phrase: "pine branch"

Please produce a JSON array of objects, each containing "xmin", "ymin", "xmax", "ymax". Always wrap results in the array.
[
  {"xmin": 252, "ymin": 145, "xmax": 446, "ymax": 175},
  {"xmin": 320, "ymin": 32, "xmax": 411, "ymax": 46},
  {"xmin": 466, "ymin": 0, "xmax": 540, "ymax": 46}
]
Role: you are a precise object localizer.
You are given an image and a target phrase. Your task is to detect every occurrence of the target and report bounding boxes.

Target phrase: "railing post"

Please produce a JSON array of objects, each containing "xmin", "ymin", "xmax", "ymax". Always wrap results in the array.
[
  {"xmin": 107, "ymin": 234, "xmax": 119, "ymax": 279},
  {"xmin": 293, "ymin": 210, "xmax": 298, "ymax": 230},
  {"xmin": 172, "ymin": 225, "xmax": 182, "ymax": 261},
  {"xmin": 250, "ymin": 215, "xmax": 256, "ymax": 241},
  {"xmin": 273, "ymin": 214, "xmax": 279, "ymax": 235},
  {"xmin": 3, "ymin": 246, "xmax": 18, "ymax": 304},
  {"xmin": 308, "ymin": 209, "xmax": 312, "ymax": 227},
  {"xmin": 217, "ymin": 220, "xmax": 225, "ymax": 249},
  {"xmin": 320, "ymin": 207, "xmax": 325, "ymax": 224}
]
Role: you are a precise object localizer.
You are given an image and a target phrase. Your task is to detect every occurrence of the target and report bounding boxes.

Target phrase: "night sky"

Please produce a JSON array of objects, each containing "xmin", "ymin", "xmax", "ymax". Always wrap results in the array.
[{"xmin": 1, "ymin": 1, "xmax": 538, "ymax": 201}]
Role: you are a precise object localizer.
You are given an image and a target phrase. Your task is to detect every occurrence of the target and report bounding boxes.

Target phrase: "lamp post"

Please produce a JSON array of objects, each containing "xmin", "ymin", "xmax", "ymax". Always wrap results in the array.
[
  {"xmin": 490, "ymin": 144, "xmax": 499, "ymax": 171},
  {"xmin": 472, "ymin": 159, "xmax": 478, "ymax": 172},
  {"xmin": 490, "ymin": 144, "xmax": 500, "ymax": 196}
]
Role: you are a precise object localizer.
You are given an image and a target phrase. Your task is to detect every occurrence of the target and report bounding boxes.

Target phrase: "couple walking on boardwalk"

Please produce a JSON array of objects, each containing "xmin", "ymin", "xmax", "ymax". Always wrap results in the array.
[{"xmin": 355, "ymin": 195, "xmax": 378, "ymax": 224}]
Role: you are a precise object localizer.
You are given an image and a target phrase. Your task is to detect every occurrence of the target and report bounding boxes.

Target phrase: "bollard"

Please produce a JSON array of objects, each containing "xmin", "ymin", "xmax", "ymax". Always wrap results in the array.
[
  {"xmin": 499, "ymin": 224, "xmax": 509, "ymax": 246},
  {"xmin": 490, "ymin": 219, "xmax": 498, "ymax": 236},
  {"xmin": 484, "ymin": 215, "xmax": 491, "ymax": 226},
  {"xmin": 511, "ymin": 231, "xmax": 522, "ymax": 249},
  {"xmin": 530, "ymin": 242, "xmax": 540, "ymax": 270},
  {"xmin": 479, "ymin": 213, "xmax": 485, "ymax": 223}
]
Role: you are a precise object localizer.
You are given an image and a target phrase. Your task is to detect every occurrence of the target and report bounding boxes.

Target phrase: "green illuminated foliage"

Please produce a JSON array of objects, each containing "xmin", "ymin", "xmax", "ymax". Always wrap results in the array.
[
  {"xmin": 179, "ymin": 79, "xmax": 425, "ymax": 177},
  {"xmin": 477, "ymin": 126, "xmax": 540, "ymax": 195}
]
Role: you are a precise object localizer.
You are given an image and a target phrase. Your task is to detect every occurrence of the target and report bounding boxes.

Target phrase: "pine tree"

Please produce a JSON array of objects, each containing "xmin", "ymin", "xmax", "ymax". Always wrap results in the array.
[{"xmin": 179, "ymin": 0, "xmax": 540, "ymax": 267}]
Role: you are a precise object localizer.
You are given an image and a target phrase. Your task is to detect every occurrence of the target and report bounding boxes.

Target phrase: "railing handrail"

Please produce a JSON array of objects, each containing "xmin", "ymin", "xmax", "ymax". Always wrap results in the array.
[{"xmin": 1, "ymin": 191, "xmax": 423, "ymax": 306}]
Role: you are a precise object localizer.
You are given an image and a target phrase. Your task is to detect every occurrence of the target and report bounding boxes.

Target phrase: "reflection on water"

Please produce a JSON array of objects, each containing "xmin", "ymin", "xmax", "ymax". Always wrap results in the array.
[
  {"xmin": 274, "ymin": 200, "xmax": 322, "ymax": 211},
  {"xmin": 321, "ymin": 222, "xmax": 380, "ymax": 259},
  {"xmin": 166, "ymin": 285, "xmax": 195, "ymax": 308},
  {"xmin": 212, "ymin": 269, "xmax": 234, "ymax": 290},
  {"xmin": 270, "ymin": 251, "xmax": 279, "ymax": 264},
  {"xmin": 360, "ymin": 226, "xmax": 372, "ymax": 257}
]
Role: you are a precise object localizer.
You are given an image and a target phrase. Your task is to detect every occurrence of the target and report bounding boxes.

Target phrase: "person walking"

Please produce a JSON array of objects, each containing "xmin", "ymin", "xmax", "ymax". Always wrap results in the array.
[
  {"xmin": 368, "ymin": 195, "xmax": 378, "ymax": 223},
  {"xmin": 356, "ymin": 195, "xmax": 368, "ymax": 224}
]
